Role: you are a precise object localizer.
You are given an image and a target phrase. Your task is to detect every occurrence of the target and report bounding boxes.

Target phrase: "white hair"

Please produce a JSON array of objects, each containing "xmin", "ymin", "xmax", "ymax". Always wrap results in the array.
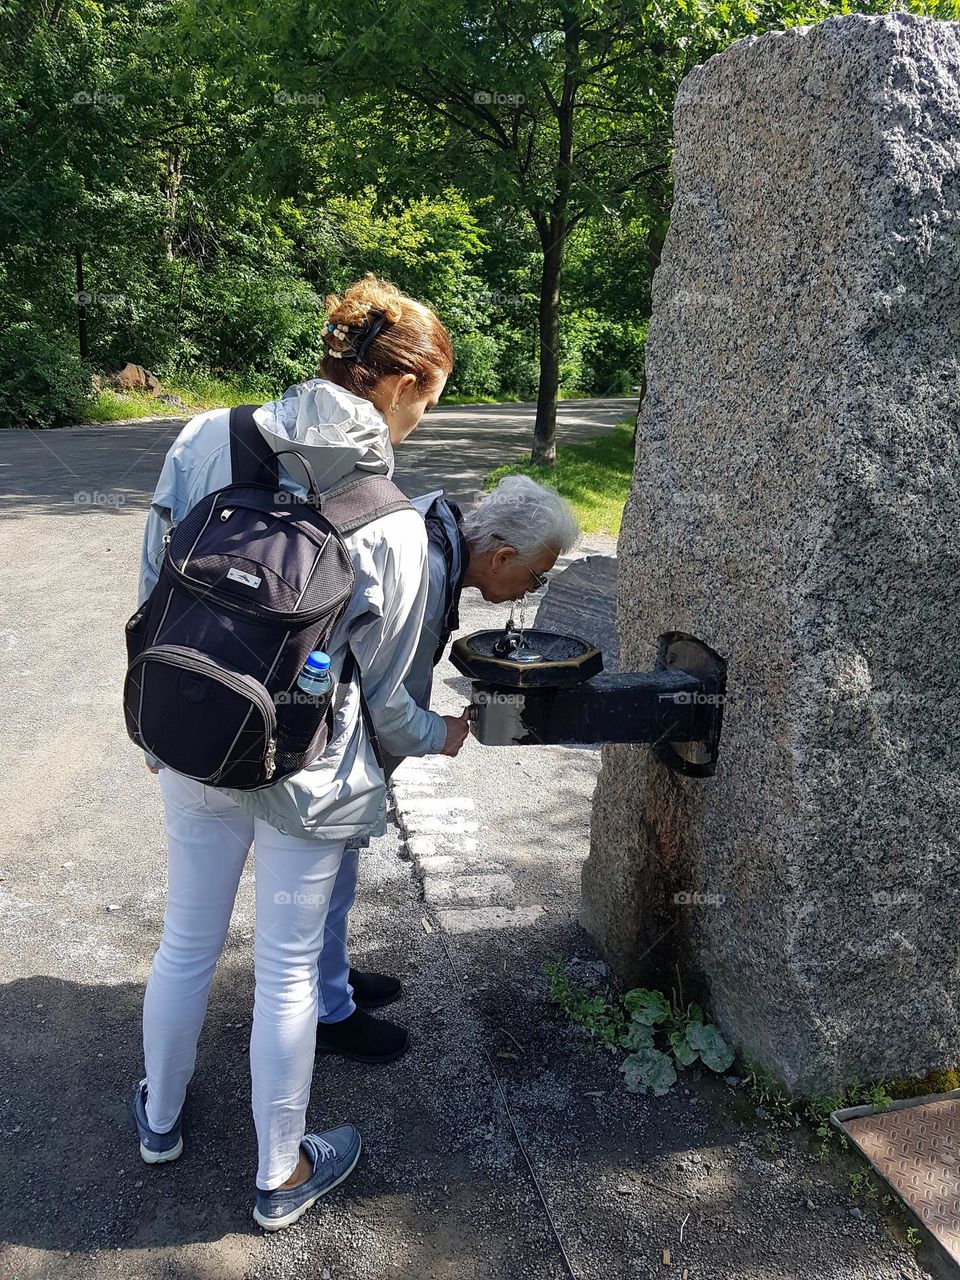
[{"xmin": 461, "ymin": 474, "xmax": 580, "ymax": 561}]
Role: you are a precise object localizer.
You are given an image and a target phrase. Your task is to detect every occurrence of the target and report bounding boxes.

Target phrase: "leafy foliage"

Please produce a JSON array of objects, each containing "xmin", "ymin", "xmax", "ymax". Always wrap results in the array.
[
  {"xmin": 543, "ymin": 958, "xmax": 627, "ymax": 1048},
  {"xmin": 618, "ymin": 971, "xmax": 734, "ymax": 1094},
  {"xmin": 3, "ymin": 0, "xmax": 956, "ymax": 428},
  {"xmin": 544, "ymin": 957, "xmax": 733, "ymax": 1097}
]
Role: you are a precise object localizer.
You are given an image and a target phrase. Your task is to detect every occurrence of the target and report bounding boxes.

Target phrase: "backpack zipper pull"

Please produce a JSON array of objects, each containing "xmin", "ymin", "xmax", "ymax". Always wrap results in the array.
[
  {"xmin": 220, "ymin": 507, "xmax": 235, "ymax": 522},
  {"xmin": 264, "ymin": 736, "xmax": 277, "ymax": 778}
]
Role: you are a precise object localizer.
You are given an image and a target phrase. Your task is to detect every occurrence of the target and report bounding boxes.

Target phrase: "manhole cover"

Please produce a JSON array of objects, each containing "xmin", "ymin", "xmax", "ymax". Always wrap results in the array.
[{"xmin": 833, "ymin": 1090, "xmax": 960, "ymax": 1269}]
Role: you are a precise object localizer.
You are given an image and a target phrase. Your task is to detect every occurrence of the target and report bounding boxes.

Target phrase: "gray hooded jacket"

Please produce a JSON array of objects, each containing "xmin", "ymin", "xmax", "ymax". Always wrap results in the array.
[{"xmin": 136, "ymin": 379, "xmax": 447, "ymax": 841}]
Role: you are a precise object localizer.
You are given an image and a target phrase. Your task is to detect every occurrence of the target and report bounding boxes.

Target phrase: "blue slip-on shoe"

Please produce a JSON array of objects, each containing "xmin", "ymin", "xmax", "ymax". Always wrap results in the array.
[
  {"xmin": 253, "ymin": 1126, "xmax": 362, "ymax": 1232},
  {"xmin": 131, "ymin": 1078, "xmax": 184, "ymax": 1164}
]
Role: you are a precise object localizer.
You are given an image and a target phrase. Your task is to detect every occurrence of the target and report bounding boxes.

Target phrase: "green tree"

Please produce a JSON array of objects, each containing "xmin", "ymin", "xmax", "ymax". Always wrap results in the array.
[{"xmin": 205, "ymin": 0, "xmax": 923, "ymax": 463}]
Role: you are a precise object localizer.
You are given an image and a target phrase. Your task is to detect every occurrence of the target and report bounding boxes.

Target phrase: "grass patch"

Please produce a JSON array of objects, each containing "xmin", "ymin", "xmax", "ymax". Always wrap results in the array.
[
  {"xmin": 80, "ymin": 370, "xmax": 281, "ymax": 424},
  {"xmin": 484, "ymin": 417, "xmax": 635, "ymax": 538},
  {"xmin": 81, "ymin": 378, "xmax": 629, "ymax": 424},
  {"xmin": 543, "ymin": 958, "xmax": 626, "ymax": 1049},
  {"xmin": 440, "ymin": 392, "xmax": 525, "ymax": 406},
  {"xmin": 83, "ymin": 388, "xmax": 169, "ymax": 422}
]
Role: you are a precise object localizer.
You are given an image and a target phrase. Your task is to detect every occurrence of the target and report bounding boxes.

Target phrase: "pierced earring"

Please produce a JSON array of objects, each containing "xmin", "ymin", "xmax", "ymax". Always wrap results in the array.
[{"xmin": 390, "ymin": 402, "xmax": 398, "ymax": 411}]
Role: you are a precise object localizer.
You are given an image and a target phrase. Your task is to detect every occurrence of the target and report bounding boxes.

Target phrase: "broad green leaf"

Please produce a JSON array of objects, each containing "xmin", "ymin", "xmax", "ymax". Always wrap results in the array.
[
  {"xmin": 621, "ymin": 1046, "xmax": 677, "ymax": 1096},
  {"xmin": 686, "ymin": 1022, "xmax": 734, "ymax": 1073},
  {"xmin": 621, "ymin": 1019, "xmax": 656, "ymax": 1052},
  {"xmin": 669, "ymin": 1029, "xmax": 698, "ymax": 1067},
  {"xmin": 623, "ymin": 988, "xmax": 670, "ymax": 1025}
]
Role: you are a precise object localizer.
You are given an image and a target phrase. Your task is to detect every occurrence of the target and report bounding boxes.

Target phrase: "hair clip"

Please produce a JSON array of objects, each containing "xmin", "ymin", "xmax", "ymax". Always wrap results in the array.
[{"xmin": 325, "ymin": 308, "xmax": 389, "ymax": 363}]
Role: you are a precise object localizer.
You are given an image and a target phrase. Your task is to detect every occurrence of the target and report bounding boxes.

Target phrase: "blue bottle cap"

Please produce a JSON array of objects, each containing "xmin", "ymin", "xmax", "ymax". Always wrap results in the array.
[{"xmin": 304, "ymin": 650, "xmax": 331, "ymax": 673}]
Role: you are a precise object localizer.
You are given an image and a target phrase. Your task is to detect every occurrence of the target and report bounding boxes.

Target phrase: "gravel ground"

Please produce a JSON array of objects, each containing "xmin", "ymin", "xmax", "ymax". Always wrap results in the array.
[{"xmin": 0, "ymin": 408, "xmax": 945, "ymax": 1279}]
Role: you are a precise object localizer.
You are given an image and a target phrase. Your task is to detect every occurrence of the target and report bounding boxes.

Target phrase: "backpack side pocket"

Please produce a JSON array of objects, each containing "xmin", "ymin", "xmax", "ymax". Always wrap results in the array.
[{"xmin": 124, "ymin": 600, "xmax": 152, "ymax": 667}]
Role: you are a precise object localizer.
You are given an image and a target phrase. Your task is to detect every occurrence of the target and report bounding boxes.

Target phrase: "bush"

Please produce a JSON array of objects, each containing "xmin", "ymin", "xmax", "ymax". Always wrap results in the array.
[
  {"xmin": 496, "ymin": 335, "xmax": 540, "ymax": 400},
  {"xmin": 181, "ymin": 266, "xmax": 327, "ymax": 387},
  {"xmin": 445, "ymin": 330, "xmax": 499, "ymax": 400},
  {"xmin": 0, "ymin": 323, "xmax": 90, "ymax": 428},
  {"xmin": 560, "ymin": 309, "xmax": 647, "ymax": 396}
]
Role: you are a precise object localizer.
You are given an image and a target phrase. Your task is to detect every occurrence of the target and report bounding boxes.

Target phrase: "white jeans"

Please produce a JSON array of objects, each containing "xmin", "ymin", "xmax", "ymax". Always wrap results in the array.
[{"xmin": 142, "ymin": 766, "xmax": 348, "ymax": 1190}]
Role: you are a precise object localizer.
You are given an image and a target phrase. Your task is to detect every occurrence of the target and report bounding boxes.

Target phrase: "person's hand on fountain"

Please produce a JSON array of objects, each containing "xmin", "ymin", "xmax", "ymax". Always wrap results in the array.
[{"xmin": 440, "ymin": 706, "xmax": 472, "ymax": 757}]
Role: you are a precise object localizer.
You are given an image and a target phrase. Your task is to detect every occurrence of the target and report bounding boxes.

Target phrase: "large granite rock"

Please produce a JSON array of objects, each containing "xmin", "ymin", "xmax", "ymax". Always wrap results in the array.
[{"xmin": 583, "ymin": 13, "xmax": 960, "ymax": 1093}]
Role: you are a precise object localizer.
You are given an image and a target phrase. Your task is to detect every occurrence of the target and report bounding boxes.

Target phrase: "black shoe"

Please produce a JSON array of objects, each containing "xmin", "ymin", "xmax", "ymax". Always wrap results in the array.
[
  {"xmin": 349, "ymin": 968, "xmax": 403, "ymax": 1010},
  {"xmin": 316, "ymin": 1008, "xmax": 410, "ymax": 1064}
]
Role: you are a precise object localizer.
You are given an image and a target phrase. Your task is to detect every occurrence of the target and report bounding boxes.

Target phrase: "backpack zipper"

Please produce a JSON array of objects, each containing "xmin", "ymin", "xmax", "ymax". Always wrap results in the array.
[
  {"xmin": 169, "ymin": 560, "xmax": 352, "ymax": 628},
  {"xmin": 130, "ymin": 644, "xmax": 278, "ymax": 779}
]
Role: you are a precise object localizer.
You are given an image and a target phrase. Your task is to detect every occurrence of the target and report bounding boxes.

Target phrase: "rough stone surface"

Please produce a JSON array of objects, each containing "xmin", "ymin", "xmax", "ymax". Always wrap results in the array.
[
  {"xmin": 536, "ymin": 555, "xmax": 620, "ymax": 671},
  {"xmin": 583, "ymin": 13, "xmax": 960, "ymax": 1093}
]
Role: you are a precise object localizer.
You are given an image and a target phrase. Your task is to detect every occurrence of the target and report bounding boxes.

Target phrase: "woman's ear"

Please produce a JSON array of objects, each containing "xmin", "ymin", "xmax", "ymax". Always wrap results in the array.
[
  {"xmin": 396, "ymin": 372, "xmax": 418, "ymax": 402},
  {"xmin": 491, "ymin": 545, "xmax": 517, "ymax": 573}
]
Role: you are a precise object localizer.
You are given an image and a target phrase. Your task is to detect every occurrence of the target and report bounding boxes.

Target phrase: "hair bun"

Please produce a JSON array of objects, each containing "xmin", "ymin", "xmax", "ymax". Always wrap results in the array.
[
  {"xmin": 317, "ymin": 270, "xmax": 453, "ymax": 390},
  {"xmin": 324, "ymin": 272, "xmax": 406, "ymax": 329}
]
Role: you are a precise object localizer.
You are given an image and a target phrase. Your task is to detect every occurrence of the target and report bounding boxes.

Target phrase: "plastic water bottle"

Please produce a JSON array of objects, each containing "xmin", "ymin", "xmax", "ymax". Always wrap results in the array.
[
  {"xmin": 297, "ymin": 651, "xmax": 333, "ymax": 699},
  {"xmin": 274, "ymin": 651, "xmax": 335, "ymax": 771}
]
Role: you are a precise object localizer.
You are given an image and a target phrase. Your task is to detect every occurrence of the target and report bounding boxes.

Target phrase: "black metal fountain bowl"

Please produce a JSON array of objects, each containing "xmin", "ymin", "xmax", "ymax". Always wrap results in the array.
[{"xmin": 450, "ymin": 628, "xmax": 604, "ymax": 689}]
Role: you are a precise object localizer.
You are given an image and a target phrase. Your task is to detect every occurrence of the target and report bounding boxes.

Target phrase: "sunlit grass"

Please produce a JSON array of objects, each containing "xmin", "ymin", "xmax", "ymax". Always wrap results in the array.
[
  {"xmin": 81, "ymin": 370, "xmax": 280, "ymax": 423},
  {"xmin": 440, "ymin": 387, "xmax": 597, "ymax": 406},
  {"xmin": 484, "ymin": 417, "xmax": 635, "ymax": 537},
  {"xmin": 83, "ymin": 376, "xmax": 620, "ymax": 422}
]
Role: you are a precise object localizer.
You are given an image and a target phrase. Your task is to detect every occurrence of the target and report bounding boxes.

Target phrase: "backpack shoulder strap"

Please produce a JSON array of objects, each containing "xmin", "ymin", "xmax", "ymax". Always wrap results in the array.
[
  {"xmin": 229, "ymin": 404, "xmax": 279, "ymax": 488},
  {"xmin": 423, "ymin": 496, "xmax": 471, "ymax": 666},
  {"xmin": 320, "ymin": 474, "xmax": 412, "ymax": 536}
]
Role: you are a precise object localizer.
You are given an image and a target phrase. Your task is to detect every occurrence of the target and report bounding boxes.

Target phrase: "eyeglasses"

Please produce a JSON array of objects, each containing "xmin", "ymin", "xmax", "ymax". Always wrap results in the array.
[{"xmin": 491, "ymin": 534, "xmax": 551, "ymax": 594}]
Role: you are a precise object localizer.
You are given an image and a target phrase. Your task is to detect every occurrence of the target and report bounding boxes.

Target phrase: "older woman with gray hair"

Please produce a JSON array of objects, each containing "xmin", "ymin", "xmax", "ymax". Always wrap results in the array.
[{"xmin": 314, "ymin": 473, "xmax": 580, "ymax": 1063}]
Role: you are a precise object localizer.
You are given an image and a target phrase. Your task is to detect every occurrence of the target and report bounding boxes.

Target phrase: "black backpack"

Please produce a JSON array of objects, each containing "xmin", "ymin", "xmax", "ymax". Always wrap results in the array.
[{"xmin": 123, "ymin": 404, "xmax": 411, "ymax": 789}]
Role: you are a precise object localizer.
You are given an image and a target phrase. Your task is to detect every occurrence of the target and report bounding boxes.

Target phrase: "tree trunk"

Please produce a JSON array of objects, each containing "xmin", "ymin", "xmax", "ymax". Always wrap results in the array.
[
  {"xmin": 163, "ymin": 148, "xmax": 182, "ymax": 262},
  {"xmin": 75, "ymin": 248, "xmax": 88, "ymax": 361},
  {"xmin": 532, "ymin": 227, "xmax": 564, "ymax": 467}
]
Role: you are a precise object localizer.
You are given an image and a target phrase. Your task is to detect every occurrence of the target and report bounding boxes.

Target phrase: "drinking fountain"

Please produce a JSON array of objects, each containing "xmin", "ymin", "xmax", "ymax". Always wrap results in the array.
[{"xmin": 450, "ymin": 625, "xmax": 728, "ymax": 777}]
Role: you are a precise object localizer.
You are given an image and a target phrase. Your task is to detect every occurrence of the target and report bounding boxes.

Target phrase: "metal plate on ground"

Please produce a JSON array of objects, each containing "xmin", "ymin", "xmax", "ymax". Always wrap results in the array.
[{"xmin": 832, "ymin": 1090, "xmax": 960, "ymax": 1270}]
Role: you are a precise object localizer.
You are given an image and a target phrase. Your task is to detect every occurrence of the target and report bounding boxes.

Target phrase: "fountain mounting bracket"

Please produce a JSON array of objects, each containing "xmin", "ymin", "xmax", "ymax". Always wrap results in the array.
[{"xmin": 452, "ymin": 630, "xmax": 727, "ymax": 778}]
